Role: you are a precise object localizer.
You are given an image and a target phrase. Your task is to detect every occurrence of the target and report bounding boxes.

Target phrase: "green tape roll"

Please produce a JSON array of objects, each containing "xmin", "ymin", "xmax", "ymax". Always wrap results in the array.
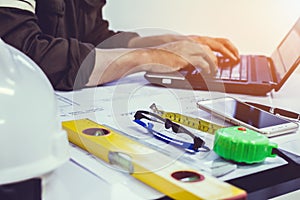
[{"xmin": 214, "ymin": 126, "xmax": 278, "ymax": 164}]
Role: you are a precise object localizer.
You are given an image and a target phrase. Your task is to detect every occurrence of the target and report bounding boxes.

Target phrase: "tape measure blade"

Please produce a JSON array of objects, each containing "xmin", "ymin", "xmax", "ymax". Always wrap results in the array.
[{"xmin": 157, "ymin": 110, "xmax": 224, "ymax": 134}]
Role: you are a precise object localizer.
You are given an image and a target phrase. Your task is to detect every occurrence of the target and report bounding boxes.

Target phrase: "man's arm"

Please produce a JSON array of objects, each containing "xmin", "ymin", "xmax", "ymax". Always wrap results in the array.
[
  {"xmin": 0, "ymin": 5, "xmax": 94, "ymax": 91},
  {"xmin": 87, "ymin": 40, "xmax": 217, "ymax": 86}
]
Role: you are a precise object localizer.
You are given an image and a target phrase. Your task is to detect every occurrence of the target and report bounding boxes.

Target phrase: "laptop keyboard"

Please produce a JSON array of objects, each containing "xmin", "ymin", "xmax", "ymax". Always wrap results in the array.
[{"xmin": 215, "ymin": 56, "xmax": 248, "ymax": 81}]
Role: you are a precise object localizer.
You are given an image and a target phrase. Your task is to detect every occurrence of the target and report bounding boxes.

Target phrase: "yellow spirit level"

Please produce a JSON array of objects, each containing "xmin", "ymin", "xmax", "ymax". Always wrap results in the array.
[{"xmin": 62, "ymin": 118, "xmax": 246, "ymax": 200}]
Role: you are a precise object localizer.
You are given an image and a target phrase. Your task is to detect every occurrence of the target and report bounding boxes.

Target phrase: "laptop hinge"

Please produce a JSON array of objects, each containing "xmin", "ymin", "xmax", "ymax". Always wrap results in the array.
[{"xmin": 267, "ymin": 57, "xmax": 278, "ymax": 83}]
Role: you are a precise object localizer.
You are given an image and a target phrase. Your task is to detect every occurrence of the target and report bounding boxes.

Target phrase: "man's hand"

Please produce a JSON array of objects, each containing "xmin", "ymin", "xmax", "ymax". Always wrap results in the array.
[
  {"xmin": 189, "ymin": 36, "xmax": 240, "ymax": 62},
  {"xmin": 154, "ymin": 40, "xmax": 217, "ymax": 74}
]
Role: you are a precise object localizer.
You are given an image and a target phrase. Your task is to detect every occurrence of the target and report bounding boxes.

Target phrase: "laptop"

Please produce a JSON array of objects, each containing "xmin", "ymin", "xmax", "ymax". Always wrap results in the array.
[{"xmin": 144, "ymin": 17, "xmax": 300, "ymax": 96}]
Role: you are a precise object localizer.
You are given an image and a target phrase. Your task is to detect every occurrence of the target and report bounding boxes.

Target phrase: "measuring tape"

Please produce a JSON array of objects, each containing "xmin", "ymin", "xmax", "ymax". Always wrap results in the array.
[
  {"xmin": 62, "ymin": 118, "xmax": 246, "ymax": 200},
  {"xmin": 150, "ymin": 103, "xmax": 224, "ymax": 134}
]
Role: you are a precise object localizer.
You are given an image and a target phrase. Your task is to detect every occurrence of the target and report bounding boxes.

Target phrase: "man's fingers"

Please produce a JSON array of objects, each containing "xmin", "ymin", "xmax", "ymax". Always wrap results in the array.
[
  {"xmin": 188, "ymin": 54, "xmax": 217, "ymax": 74},
  {"xmin": 190, "ymin": 36, "xmax": 240, "ymax": 62},
  {"xmin": 216, "ymin": 38, "xmax": 239, "ymax": 59}
]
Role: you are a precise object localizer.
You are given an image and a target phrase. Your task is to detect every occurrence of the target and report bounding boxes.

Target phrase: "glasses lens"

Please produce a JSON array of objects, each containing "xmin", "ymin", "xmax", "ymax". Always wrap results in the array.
[{"xmin": 134, "ymin": 111, "xmax": 165, "ymax": 132}]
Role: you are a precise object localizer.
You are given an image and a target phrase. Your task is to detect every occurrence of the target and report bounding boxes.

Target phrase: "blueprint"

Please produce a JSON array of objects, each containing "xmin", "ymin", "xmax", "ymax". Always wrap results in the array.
[{"xmin": 55, "ymin": 73, "xmax": 290, "ymax": 185}]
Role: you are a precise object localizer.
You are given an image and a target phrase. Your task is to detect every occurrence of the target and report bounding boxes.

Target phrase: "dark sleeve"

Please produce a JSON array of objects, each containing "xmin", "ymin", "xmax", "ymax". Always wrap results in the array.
[
  {"xmin": 74, "ymin": 0, "xmax": 140, "ymax": 48},
  {"xmin": 0, "ymin": 8, "xmax": 95, "ymax": 91}
]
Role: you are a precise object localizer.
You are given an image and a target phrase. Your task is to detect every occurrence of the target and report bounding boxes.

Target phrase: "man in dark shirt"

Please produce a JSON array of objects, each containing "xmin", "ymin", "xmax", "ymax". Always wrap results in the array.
[{"xmin": 0, "ymin": 0, "xmax": 239, "ymax": 91}]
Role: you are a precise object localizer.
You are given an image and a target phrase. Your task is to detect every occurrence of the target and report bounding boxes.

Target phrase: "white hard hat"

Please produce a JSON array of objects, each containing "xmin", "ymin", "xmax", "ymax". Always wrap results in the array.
[{"xmin": 0, "ymin": 38, "xmax": 69, "ymax": 185}]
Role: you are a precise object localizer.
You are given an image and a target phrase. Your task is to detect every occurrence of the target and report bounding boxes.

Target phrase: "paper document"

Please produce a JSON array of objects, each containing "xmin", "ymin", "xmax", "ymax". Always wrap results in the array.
[{"xmin": 55, "ymin": 73, "xmax": 288, "ymax": 183}]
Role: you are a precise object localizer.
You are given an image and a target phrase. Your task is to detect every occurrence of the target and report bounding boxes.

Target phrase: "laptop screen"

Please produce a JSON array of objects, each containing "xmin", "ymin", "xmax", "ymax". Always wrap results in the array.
[{"xmin": 271, "ymin": 18, "xmax": 300, "ymax": 89}]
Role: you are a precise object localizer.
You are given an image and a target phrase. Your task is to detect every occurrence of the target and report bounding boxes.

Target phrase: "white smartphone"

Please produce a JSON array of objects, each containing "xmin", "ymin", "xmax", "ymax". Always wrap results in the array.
[{"xmin": 197, "ymin": 97, "xmax": 299, "ymax": 137}]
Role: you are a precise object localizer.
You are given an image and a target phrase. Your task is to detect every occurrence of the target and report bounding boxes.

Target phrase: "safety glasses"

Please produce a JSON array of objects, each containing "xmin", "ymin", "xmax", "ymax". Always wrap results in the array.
[{"xmin": 133, "ymin": 110, "xmax": 209, "ymax": 153}]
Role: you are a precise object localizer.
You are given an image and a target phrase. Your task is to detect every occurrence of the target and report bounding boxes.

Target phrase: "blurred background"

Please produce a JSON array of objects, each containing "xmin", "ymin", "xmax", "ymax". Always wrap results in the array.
[{"xmin": 103, "ymin": 0, "xmax": 299, "ymax": 55}]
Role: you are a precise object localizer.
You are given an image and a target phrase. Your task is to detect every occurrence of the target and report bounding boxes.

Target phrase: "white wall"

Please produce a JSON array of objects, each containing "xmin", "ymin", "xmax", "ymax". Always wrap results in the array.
[{"xmin": 103, "ymin": 0, "xmax": 300, "ymax": 55}]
